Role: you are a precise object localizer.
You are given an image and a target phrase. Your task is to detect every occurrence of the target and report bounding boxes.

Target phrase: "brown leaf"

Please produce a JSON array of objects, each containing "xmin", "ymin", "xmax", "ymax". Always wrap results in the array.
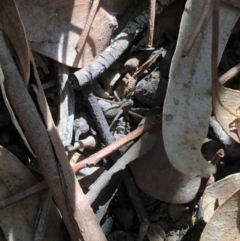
[
  {"xmin": 130, "ymin": 125, "xmax": 201, "ymax": 204},
  {"xmin": 213, "ymin": 80, "xmax": 240, "ymax": 143},
  {"xmin": 200, "ymin": 187, "xmax": 240, "ymax": 241},
  {"xmin": 0, "ymin": 0, "xmax": 30, "ymax": 82},
  {"xmin": 0, "ymin": 146, "xmax": 61, "ymax": 240},
  {"xmin": 200, "ymin": 173, "xmax": 240, "ymax": 223},
  {"xmin": 14, "ymin": 0, "xmax": 132, "ymax": 68}
]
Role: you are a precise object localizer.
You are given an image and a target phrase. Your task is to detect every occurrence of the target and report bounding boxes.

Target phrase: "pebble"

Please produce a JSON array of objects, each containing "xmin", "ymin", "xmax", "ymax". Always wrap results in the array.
[{"xmin": 135, "ymin": 69, "xmax": 167, "ymax": 107}]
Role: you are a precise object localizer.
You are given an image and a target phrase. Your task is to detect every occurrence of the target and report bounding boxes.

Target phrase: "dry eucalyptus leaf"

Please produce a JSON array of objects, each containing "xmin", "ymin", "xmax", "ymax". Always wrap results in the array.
[
  {"xmin": 14, "ymin": 0, "xmax": 131, "ymax": 68},
  {"xmin": 200, "ymin": 187, "xmax": 240, "ymax": 241},
  {"xmin": 0, "ymin": 0, "xmax": 30, "ymax": 82},
  {"xmin": 213, "ymin": 81, "xmax": 240, "ymax": 143},
  {"xmin": 130, "ymin": 125, "xmax": 201, "ymax": 204},
  {"xmin": 162, "ymin": 0, "xmax": 240, "ymax": 176},
  {"xmin": 200, "ymin": 173, "xmax": 240, "ymax": 223},
  {"xmin": 0, "ymin": 146, "xmax": 61, "ymax": 240}
]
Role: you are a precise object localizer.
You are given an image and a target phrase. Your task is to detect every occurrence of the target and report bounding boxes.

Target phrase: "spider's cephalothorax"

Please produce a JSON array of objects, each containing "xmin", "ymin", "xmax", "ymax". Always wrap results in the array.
[{"xmin": 101, "ymin": 91, "xmax": 148, "ymax": 129}]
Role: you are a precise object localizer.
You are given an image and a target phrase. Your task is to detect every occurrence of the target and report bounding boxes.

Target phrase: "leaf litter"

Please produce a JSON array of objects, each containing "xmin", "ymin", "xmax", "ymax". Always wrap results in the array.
[{"xmin": 1, "ymin": 0, "xmax": 240, "ymax": 240}]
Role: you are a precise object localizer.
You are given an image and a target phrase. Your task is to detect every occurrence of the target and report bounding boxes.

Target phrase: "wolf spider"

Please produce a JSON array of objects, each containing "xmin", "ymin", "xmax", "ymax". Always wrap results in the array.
[{"xmin": 101, "ymin": 91, "xmax": 149, "ymax": 129}]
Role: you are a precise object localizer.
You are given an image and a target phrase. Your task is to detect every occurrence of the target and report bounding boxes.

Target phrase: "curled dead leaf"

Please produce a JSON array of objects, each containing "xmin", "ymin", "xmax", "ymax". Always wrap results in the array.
[
  {"xmin": 200, "ymin": 187, "xmax": 240, "ymax": 241},
  {"xmin": 200, "ymin": 173, "xmax": 240, "ymax": 223},
  {"xmin": 213, "ymin": 80, "xmax": 240, "ymax": 143}
]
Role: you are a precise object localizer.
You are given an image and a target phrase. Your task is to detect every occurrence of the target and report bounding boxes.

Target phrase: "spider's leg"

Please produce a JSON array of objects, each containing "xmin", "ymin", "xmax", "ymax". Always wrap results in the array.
[
  {"xmin": 113, "ymin": 90, "xmax": 122, "ymax": 102},
  {"xmin": 109, "ymin": 109, "xmax": 123, "ymax": 129},
  {"xmin": 128, "ymin": 111, "xmax": 144, "ymax": 120},
  {"xmin": 74, "ymin": 129, "xmax": 82, "ymax": 142},
  {"xmin": 96, "ymin": 96, "xmax": 119, "ymax": 105},
  {"xmin": 124, "ymin": 112, "xmax": 130, "ymax": 122},
  {"xmin": 131, "ymin": 107, "xmax": 149, "ymax": 112}
]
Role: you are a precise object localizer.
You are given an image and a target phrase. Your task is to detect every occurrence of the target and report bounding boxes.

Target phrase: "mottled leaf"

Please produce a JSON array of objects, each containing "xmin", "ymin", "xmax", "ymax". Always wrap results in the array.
[{"xmin": 163, "ymin": 0, "xmax": 240, "ymax": 176}]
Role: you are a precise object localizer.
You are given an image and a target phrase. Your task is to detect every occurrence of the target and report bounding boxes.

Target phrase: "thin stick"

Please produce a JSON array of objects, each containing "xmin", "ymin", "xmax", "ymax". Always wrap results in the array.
[
  {"xmin": 219, "ymin": 63, "xmax": 240, "ymax": 85},
  {"xmin": 75, "ymin": 0, "xmax": 101, "ymax": 53},
  {"xmin": 0, "ymin": 181, "xmax": 48, "ymax": 210},
  {"xmin": 211, "ymin": 0, "xmax": 219, "ymax": 88},
  {"xmin": 146, "ymin": 0, "xmax": 156, "ymax": 48},
  {"xmin": 181, "ymin": 0, "xmax": 211, "ymax": 57}
]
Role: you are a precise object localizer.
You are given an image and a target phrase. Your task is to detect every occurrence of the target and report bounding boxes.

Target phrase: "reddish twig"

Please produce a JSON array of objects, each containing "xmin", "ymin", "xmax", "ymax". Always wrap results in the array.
[
  {"xmin": 146, "ymin": 0, "xmax": 156, "ymax": 48},
  {"xmin": 75, "ymin": 0, "xmax": 101, "ymax": 53},
  {"xmin": 181, "ymin": 0, "xmax": 211, "ymax": 57},
  {"xmin": 0, "ymin": 181, "xmax": 48, "ymax": 210}
]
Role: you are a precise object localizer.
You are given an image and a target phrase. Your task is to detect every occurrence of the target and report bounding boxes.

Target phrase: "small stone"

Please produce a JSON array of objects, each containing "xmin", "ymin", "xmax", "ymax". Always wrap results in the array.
[{"xmin": 135, "ymin": 69, "xmax": 167, "ymax": 107}]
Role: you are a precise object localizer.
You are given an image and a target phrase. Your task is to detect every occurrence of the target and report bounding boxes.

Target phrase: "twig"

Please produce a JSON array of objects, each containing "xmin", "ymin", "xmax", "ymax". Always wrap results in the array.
[
  {"xmin": 75, "ymin": 0, "xmax": 101, "ymax": 53},
  {"xmin": 211, "ymin": 0, "xmax": 219, "ymax": 92},
  {"xmin": 70, "ymin": 8, "xmax": 151, "ymax": 88},
  {"xmin": 0, "ymin": 181, "xmax": 48, "ymax": 210},
  {"xmin": 181, "ymin": 0, "xmax": 211, "ymax": 57},
  {"xmin": 82, "ymin": 85, "xmax": 115, "ymax": 145},
  {"xmin": 146, "ymin": 0, "xmax": 156, "ymax": 48},
  {"xmin": 219, "ymin": 63, "xmax": 240, "ymax": 85}
]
